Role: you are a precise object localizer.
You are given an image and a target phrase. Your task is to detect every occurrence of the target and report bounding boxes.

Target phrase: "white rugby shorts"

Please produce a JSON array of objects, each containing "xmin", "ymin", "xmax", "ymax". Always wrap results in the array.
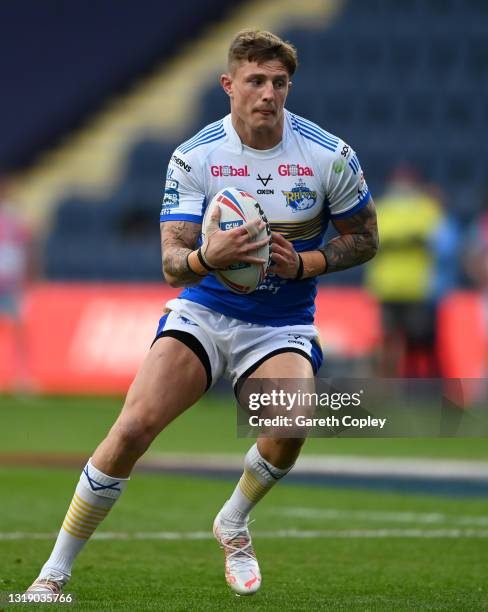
[{"xmin": 153, "ymin": 298, "xmax": 323, "ymax": 391}]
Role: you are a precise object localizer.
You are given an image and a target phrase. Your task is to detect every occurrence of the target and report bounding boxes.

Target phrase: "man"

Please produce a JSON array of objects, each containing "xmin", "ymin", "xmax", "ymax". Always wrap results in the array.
[
  {"xmin": 0, "ymin": 174, "xmax": 34, "ymax": 392},
  {"xmin": 27, "ymin": 30, "xmax": 378, "ymax": 597}
]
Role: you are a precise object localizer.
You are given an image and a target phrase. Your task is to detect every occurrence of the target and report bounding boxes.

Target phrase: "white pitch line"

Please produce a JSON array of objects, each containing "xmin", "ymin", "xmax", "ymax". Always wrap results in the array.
[
  {"xmin": 145, "ymin": 453, "xmax": 488, "ymax": 481},
  {"xmin": 275, "ymin": 507, "xmax": 488, "ymax": 526},
  {"xmin": 3, "ymin": 529, "xmax": 488, "ymax": 540}
]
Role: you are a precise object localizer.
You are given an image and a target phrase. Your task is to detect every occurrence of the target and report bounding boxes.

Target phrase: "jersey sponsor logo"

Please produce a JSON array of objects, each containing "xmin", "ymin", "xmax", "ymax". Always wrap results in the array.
[
  {"xmin": 171, "ymin": 154, "xmax": 191, "ymax": 172},
  {"xmin": 211, "ymin": 164, "xmax": 250, "ymax": 177},
  {"xmin": 220, "ymin": 220, "xmax": 244, "ymax": 231},
  {"xmin": 162, "ymin": 178, "xmax": 180, "ymax": 211},
  {"xmin": 359, "ymin": 171, "xmax": 365, "ymax": 190},
  {"xmin": 257, "ymin": 174, "xmax": 273, "ymax": 187},
  {"xmin": 332, "ymin": 159, "xmax": 346, "ymax": 174},
  {"xmin": 255, "ymin": 274, "xmax": 287, "ymax": 295},
  {"xmin": 278, "ymin": 163, "xmax": 314, "ymax": 177},
  {"xmin": 282, "ymin": 179, "xmax": 318, "ymax": 213},
  {"xmin": 341, "ymin": 144, "xmax": 350, "ymax": 158},
  {"xmin": 358, "ymin": 171, "xmax": 368, "ymax": 201}
]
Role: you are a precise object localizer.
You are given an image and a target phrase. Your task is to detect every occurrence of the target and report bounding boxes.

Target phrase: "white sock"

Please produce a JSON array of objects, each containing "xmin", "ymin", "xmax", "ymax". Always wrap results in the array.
[
  {"xmin": 40, "ymin": 458, "xmax": 129, "ymax": 579},
  {"xmin": 220, "ymin": 444, "xmax": 293, "ymax": 527}
]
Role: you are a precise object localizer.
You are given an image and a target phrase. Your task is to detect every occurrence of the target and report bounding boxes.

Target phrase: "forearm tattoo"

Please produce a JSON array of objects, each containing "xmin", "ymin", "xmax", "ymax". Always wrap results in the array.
[
  {"xmin": 161, "ymin": 221, "xmax": 202, "ymax": 283},
  {"xmin": 323, "ymin": 201, "xmax": 379, "ymax": 273}
]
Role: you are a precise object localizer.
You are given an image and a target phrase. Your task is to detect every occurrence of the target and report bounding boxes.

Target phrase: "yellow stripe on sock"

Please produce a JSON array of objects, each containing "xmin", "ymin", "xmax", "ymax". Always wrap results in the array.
[
  {"xmin": 62, "ymin": 522, "xmax": 88, "ymax": 540},
  {"xmin": 71, "ymin": 496, "xmax": 108, "ymax": 521},
  {"xmin": 73, "ymin": 493, "xmax": 109, "ymax": 515},
  {"xmin": 66, "ymin": 507, "xmax": 101, "ymax": 530},
  {"xmin": 238, "ymin": 469, "xmax": 269, "ymax": 503},
  {"xmin": 62, "ymin": 516, "xmax": 93, "ymax": 539}
]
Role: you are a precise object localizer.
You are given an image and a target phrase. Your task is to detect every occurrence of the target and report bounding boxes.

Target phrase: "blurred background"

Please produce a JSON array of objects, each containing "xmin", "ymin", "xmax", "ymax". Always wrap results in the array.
[
  {"xmin": 2, "ymin": 2, "xmax": 488, "ymax": 606},
  {"xmin": 1, "ymin": 0, "xmax": 487, "ymax": 396}
]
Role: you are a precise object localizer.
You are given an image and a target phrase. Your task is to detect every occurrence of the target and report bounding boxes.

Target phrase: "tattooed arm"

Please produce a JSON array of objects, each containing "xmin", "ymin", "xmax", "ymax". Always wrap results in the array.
[
  {"xmin": 161, "ymin": 221, "xmax": 203, "ymax": 288},
  {"xmin": 270, "ymin": 200, "xmax": 379, "ymax": 279},
  {"xmin": 161, "ymin": 212, "xmax": 270, "ymax": 287},
  {"xmin": 322, "ymin": 199, "xmax": 379, "ymax": 273}
]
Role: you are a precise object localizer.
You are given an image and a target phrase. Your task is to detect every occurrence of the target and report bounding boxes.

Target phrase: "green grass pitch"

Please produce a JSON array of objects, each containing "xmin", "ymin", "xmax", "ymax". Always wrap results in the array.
[{"xmin": 1, "ymin": 394, "xmax": 488, "ymax": 610}]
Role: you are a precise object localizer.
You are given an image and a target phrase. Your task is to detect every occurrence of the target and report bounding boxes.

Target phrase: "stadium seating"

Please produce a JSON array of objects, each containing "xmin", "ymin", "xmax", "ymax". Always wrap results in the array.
[
  {"xmin": 43, "ymin": 0, "xmax": 487, "ymax": 281},
  {"xmin": 0, "ymin": 0, "xmax": 243, "ymax": 169}
]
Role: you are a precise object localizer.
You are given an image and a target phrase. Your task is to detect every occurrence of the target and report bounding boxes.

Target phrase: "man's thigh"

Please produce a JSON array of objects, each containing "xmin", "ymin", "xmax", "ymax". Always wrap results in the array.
[{"xmin": 121, "ymin": 335, "xmax": 209, "ymax": 432}]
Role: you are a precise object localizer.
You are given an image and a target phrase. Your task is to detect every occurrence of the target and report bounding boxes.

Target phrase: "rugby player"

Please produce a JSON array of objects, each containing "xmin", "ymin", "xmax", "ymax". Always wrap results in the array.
[{"xmin": 27, "ymin": 30, "xmax": 378, "ymax": 597}]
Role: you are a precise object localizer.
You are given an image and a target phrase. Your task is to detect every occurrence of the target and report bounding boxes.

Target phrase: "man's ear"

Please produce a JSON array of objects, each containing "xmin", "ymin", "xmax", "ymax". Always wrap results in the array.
[{"xmin": 220, "ymin": 73, "xmax": 233, "ymax": 97}]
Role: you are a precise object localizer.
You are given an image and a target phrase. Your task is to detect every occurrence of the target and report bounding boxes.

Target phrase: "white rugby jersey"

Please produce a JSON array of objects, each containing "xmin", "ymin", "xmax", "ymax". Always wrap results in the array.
[{"xmin": 160, "ymin": 110, "xmax": 371, "ymax": 326}]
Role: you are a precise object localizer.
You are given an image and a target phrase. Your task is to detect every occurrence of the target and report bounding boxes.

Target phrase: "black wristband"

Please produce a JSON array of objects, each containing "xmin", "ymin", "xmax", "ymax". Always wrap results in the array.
[
  {"xmin": 295, "ymin": 253, "xmax": 304, "ymax": 281},
  {"xmin": 318, "ymin": 248, "xmax": 328, "ymax": 275},
  {"xmin": 197, "ymin": 247, "xmax": 216, "ymax": 272},
  {"xmin": 186, "ymin": 251, "xmax": 206, "ymax": 277}
]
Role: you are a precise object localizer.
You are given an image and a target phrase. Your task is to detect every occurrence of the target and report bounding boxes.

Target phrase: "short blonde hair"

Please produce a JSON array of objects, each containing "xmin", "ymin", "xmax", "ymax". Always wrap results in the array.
[{"xmin": 228, "ymin": 29, "xmax": 298, "ymax": 76}]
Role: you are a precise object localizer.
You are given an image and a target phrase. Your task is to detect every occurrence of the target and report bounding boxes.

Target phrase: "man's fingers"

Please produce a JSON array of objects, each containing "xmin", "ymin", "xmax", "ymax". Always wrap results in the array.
[
  {"xmin": 269, "ymin": 243, "xmax": 289, "ymax": 256},
  {"xmin": 206, "ymin": 205, "xmax": 221, "ymax": 235},
  {"xmin": 234, "ymin": 218, "xmax": 265, "ymax": 238},
  {"xmin": 210, "ymin": 205, "xmax": 221, "ymax": 221},
  {"xmin": 244, "ymin": 219, "xmax": 261, "ymax": 239},
  {"xmin": 241, "ymin": 237, "xmax": 270, "ymax": 252},
  {"xmin": 270, "ymin": 252, "xmax": 287, "ymax": 264},
  {"xmin": 271, "ymin": 231, "xmax": 291, "ymax": 245},
  {"xmin": 238, "ymin": 255, "xmax": 268, "ymax": 264}
]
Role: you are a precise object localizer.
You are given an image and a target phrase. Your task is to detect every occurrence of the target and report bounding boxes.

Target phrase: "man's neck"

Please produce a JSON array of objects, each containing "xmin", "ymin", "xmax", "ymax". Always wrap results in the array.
[{"xmin": 231, "ymin": 114, "xmax": 284, "ymax": 150}]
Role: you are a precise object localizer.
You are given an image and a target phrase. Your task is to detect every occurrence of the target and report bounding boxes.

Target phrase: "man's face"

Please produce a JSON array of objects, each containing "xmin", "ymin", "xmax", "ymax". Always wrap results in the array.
[{"xmin": 221, "ymin": 59, "xmax": 291, "ymax": 133}]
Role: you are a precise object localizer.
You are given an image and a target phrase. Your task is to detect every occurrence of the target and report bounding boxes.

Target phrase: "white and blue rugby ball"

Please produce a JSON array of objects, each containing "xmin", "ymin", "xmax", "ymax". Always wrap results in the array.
[{"xmin": 202, "ymin": 187, "xmax": 271, "ymax": 294}]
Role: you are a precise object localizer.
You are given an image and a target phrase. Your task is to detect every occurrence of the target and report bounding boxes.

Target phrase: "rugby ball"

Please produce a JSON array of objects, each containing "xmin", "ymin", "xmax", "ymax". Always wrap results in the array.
[{"xmin": 202, "ymin": 187, "xmax": 271, "ymax": 294}]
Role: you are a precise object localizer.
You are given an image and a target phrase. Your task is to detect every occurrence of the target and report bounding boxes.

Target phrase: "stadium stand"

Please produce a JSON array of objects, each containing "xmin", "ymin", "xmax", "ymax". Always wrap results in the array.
[
  {"xmin": 5, "ymin": 0, "xmax": 486, "ymax": 283},
  {"xmin": 0, "ymin": 0, "xmax": 244, "ymax": 169}
]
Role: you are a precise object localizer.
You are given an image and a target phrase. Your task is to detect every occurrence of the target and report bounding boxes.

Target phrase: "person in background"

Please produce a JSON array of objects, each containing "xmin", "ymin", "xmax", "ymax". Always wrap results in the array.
[
  {"xmin": 0, "ymin": 173, "xmax": 36, "ymax": 391},
  {"xmin": 464, "ymin": 188, "xmax": 488, "ymax": 373},
  {"xmin": 365, "ymin": 164, "xmax": 460, "ymax": 377}
]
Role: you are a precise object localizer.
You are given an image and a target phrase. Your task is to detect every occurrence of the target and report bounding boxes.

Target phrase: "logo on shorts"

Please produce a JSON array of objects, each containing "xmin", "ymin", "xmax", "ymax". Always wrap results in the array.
[
  {"xmin": 177, "ymin": 315, "xmax": 197, "ymax": 326},
  {"xmin": 282, "ymin": 179, "xmax": 317, "ymax": 213},
  {"xmin": 287, "ymin": 333, "xmax": 305, "ymax": 347}
]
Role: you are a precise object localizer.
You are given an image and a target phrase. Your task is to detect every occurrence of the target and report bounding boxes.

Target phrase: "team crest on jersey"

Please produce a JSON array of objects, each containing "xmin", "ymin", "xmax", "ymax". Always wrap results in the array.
[{"xmin": 282, "ymin": 179, "xmax": 317, "ymax": 213}]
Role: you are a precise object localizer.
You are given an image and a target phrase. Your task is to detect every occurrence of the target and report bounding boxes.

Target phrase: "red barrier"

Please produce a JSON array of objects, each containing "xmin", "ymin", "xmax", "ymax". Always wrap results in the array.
[
  {"xmin": 0, "ymin": 316, "xmax": 17, "ymax": 391},
  {"xmin": 23, "ymin": 284, "xmax": 179, "ymax": 394},
  {"xmin": 437, "ymin": 291, "xmax": 486, "ymax": 378},
  {"xmin": 0, "ymin": 283, "xmax": 381, "ymax": 395}
]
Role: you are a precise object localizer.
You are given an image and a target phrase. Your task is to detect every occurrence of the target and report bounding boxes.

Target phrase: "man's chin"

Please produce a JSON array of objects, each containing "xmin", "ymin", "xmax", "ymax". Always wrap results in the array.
[{"xmin": 252, "ymin": 114, "xmax": 278, "ymax": 129}]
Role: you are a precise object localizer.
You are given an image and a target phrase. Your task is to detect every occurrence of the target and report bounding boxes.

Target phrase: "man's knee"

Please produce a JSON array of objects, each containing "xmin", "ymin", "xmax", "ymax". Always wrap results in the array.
[{"xmin": 110, "ymin": 400, "xmax": 163, "ymax": 456}]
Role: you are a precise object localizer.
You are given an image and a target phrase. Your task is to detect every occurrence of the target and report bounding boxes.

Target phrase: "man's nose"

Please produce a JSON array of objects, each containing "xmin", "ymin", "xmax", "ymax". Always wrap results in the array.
[{"xmin": 261, "ymin": 81, "xmax": 275, "ymax": 101}]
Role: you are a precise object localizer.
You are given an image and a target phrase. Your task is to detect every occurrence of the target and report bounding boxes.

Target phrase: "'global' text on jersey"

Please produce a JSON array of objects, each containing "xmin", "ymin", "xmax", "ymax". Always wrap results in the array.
[{"xmin": 211, "ymin": 165, "xmax": 250, "ymax": 177}]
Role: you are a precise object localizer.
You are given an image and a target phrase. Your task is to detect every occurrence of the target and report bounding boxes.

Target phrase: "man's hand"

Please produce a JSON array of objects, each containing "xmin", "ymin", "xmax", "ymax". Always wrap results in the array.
[
  {"xmin": 202, "ymin": 205, "xmax": 270, "ymax": 269},
  {"xmin": 269, "ymin": 232, "xmax": 300, "ymax": 278}
]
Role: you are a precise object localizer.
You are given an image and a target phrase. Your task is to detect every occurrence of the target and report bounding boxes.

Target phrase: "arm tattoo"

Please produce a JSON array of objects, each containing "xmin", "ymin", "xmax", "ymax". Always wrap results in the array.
[
  {"xmin": 161, "ymin": 221, "xmax": 202, "ymax": 285},
  {"xmin": 323, "ymin": 201, "xmax": 379, "ymax": 274}
]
